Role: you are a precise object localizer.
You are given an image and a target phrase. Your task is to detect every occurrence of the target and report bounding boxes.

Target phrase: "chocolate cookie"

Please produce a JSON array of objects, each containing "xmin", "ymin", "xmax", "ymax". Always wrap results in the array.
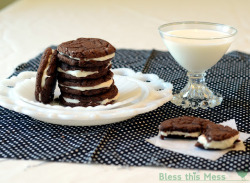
[
  {"xmin": 195, "ymin": 124, "xmax": 240, "ymax": 150},
  {"xmin": 58, "ymin": 61, "xmax": 111, "ymax": 71},
  {"xmin": 57, "ymin": 38, "xmax": 116, "ymax": 59},
  {"xmin": 57, "ymin": 63, "xmax": 112, "ymax": 79},
  {"xmin": 35, "ymin": 47, "xmax": 58, "ymax": 104},
  {"xmin": 59, "ymin": 85, "xmax": 119, "ymax": 107},
  {"xmin": 57, "ymin": 53, "xmax": 112, "ymax": 67},
  {"xmin": 57, "ymin": 38, "xmax": 116, "ymax": 67},
  {"xmin": 159, "ymin": 116, "xmax": 214, "ymax": 139},
  {"xmin": 58, "ymin": 70, "xmax": 113, "ymax": 87},
  {"xmin": 58, "ymin": 71, "xmax": 114, "ymax": 96},
  {"xmin": 59, "ymin": 82, "xmax": 114, "ymax": 96}
]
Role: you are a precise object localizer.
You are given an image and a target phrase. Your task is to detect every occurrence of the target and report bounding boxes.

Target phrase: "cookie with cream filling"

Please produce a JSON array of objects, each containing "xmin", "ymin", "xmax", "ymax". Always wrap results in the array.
[
  {"xmin": 57, "ymin": 38, "xmax": 116, "ymax": 67},
  {"xmin": 57, "ymin": 70, "xmax": 114, "ymax": 96},
  {"xmin": 159, "ymin": 116, "xmax": 214, "ymax": 139},
  {"xmin": 57, "ymin": 62, "xmax": 112, "ymax": 79},
  {"xmin": 159, "ymin": 116, "xmax": 240, "ymax": 150},
  {"xmin": 35, "ymin": 47, "xmax": 58, "ymax": 104},
  {"xmin": 195, "ymin": 124, "xmax": 240, "ymax": 150},
  {"xmin": 59, "ymin": 85, "xmax": 119, "ymax": 107}
]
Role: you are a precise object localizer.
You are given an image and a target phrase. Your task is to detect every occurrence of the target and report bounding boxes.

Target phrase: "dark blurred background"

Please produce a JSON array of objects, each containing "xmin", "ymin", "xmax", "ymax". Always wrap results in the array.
[{"xmin": 0, "ymin": 0, "xmax": 16, "ymax": 10}]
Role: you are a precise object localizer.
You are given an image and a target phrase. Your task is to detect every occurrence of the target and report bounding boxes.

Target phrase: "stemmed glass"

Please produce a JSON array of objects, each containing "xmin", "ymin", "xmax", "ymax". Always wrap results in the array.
[{"xmin": 159, "ymin": 21, "xmax": 237, "ymax": 109}]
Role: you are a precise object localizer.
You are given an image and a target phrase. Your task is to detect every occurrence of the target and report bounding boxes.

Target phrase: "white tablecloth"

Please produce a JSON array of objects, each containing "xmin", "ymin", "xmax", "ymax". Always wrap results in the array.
[{"xmin": 0, "ymin": 0, "xmax": 249, "ymax": 182}]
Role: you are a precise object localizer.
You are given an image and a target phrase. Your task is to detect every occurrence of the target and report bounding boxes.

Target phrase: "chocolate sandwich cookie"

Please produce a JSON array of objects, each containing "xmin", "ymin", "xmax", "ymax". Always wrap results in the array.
[
  {"xmin": 195, "ymin": 124, "xmax": 240, "ymax": 150},
  {"xmin": 57, "ymin": 62, "xmax": 112, "ymax": 79},
  {"xmin": 59, "ymin": 85, "xmax": 119, "ymax": 107},
  {"xmin": 57, "ymin": 38, "xmax": 116, "ymax": 67},
  {"xmin": 159, "ymin": 116, "xmax": 214, "ymax": 139},
  {"xmin": 58, "ymin": 70, "xmax": 113, "ymax": 86},
  {"xmin": 58, "ymin": 61, "xmax": 111, "ymax": 71},
  {"xmin": 59, "ymin": 83, "xmax": 114, "ymax": 96},
  {"xmin": 57, "ymin": 53, "xmax": 112, "ymax": 67},
  {"xmin": 58, "ymin": 71, "xmax": 114, "ymax": 96},
  {"xmin": 35, "ymin": 47, "xmax": 58, "ymax": 104}
]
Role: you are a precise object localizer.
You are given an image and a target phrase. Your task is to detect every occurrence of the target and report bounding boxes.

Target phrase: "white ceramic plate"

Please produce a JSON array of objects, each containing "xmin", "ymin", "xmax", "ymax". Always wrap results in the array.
[
  {"xmin": 13, "ymin": 75, "xmax": 143, "ymax": 111},
  {"xmin": 0, "ymin": 68, "xmax": 173, "ymax": 126}
]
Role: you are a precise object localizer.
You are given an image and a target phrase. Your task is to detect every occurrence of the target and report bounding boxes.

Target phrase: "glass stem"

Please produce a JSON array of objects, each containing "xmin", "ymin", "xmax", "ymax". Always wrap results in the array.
[
  {"xmin": 172, "ymin": 71, "xmax": 222, "ymax": 109},
  {"xmin": 181, "ymin": 72, "xmax": 208, "ymax": 99},
  {"xmin": 188, "ymin": 72, "xmax": 206, "ymax": 85}
]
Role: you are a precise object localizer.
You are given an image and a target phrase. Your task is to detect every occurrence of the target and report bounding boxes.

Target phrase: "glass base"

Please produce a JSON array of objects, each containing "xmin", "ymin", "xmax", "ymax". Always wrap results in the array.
[{"xmin": 171, "ymin": 72, "xmax": 223, "ymax": 109}]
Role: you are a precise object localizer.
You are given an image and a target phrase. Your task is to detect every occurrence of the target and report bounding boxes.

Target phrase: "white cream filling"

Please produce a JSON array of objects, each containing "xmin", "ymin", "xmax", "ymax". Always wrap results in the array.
[
  {"xmin": 99, "ymin": 92, "xmax": 119, "ymax": 105},
  {"xmin": 59, "ymin": 52, "xmax": 115, "ymax": 61},
  {"xmin": 197, "ymin": 134, "xmax": 239, "ymax": 149},
  {"xmin": 41, "ymin": 57, "xmax": 51, "ymax": 87},
  {"xmin": 57, "ymin": 67, "xmax": 98, "ymax": 77},
  {"xmin": 38, "ymin": 93, "xmax": 41, "ymax": 102},
  {"xmin": 63, "ymin": 98, "xmax": 80, "ymax": 104},
  {"xmin": 57, "ymin": 62, "xmax": 111, "ymax": 78},
  {"xmin": 63, "ymin": 92, "xmax": 119, "ymax": 105},
  {"xmin": 60, "ymin": 79, "xmax": 113, "ymax": 91},
  {"xmin": 160, "ymin": 131, "xmax": 201, "ymax": 137},
  {"xmin": 41, "ymin": 50, "xmax": 54, "ymax": 87}
]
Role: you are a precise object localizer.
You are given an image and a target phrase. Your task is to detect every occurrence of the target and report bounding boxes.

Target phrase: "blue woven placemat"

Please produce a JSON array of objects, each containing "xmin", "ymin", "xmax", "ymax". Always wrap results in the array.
[{"xmin": 0, "ymin": 48, "xmax": 249, "ymax": 171}]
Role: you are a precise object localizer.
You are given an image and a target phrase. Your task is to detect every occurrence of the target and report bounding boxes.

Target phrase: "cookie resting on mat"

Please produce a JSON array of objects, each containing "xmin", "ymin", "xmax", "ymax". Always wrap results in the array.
[
  {"xmin": 158, "ymin": 116, "xmax": 214, "ymax": 138},
  {"xmin": 159, "ymin": 116, "xmax": 240, "ymax": 150},
  {"xmin": 35, "ymin": 47, "xmax": 58, "ymax": 104}
]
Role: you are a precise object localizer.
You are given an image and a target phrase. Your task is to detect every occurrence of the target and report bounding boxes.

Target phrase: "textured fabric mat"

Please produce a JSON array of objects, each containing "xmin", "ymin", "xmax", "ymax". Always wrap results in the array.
[{"xmin": 0, "ymin": 48, "xmax": 249, "ymax": 171}]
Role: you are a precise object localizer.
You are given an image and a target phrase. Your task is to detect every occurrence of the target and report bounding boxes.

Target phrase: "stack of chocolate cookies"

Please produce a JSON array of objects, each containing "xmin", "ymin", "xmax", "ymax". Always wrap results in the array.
[{"xmin": 56, "ymin": 38, "xmax": 119, "ymax": 107}]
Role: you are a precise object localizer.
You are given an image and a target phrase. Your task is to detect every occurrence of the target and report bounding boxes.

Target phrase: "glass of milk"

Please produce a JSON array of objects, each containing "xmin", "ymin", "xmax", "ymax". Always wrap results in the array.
[{"xmin": 159, "ymin": 21, "xmax": 237, "ymax": 109}]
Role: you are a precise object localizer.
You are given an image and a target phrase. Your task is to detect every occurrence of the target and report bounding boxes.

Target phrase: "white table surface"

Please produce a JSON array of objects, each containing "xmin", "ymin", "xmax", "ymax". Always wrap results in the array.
[{"xmin": 0, "ymin": 0, "xmax": 250, "ymax": 182}]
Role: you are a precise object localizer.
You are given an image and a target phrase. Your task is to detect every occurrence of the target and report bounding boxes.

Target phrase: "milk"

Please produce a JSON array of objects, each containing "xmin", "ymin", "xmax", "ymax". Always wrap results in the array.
[{"xmin": 162, "ymin": 29, "xmax": 233, "ymax": 73}]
